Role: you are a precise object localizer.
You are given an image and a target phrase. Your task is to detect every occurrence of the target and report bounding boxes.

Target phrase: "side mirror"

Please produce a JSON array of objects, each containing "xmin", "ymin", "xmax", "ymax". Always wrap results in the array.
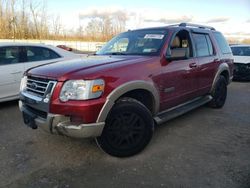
[{"xmin": 166, "ymin": 48, "xmax": 188, "ymax": 61}]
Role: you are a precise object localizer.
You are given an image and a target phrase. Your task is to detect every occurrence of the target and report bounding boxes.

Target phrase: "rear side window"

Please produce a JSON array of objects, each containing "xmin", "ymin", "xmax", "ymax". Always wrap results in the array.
[
  {"xmin": 192, "ymin": 33, "xmax": 214, "ymax": 57},
  {"xmin": 0, "ymin": 47, "xmax": 20, "ymax": 65},
  {"xmin": 25, "ymin": 47, "xmax": 61, "ymax": 62},
  {"xmin": 213, "ymin": 32, "xmax": 231, "ymax": 54}
]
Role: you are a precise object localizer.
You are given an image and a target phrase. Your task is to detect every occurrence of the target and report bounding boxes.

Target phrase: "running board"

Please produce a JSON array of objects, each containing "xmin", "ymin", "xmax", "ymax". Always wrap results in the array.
[{"xmin": 154, "ymin": 95, "xmax": 212, "ymax": 125}]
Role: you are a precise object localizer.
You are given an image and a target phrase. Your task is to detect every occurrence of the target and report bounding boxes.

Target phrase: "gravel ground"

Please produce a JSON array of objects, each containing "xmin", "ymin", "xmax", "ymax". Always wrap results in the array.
[{"xmin": 0, "ymin": 82, "xmax": 249, "ymax": 188}]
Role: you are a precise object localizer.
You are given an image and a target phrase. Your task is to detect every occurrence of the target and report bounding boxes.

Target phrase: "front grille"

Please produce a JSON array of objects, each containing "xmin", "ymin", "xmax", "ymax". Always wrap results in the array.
[
  {"xmin": 26, "ymin": 76, "xmax": 55, "ymax": 97},
  {"xmin": 234, "ymin": 63, "xmax": 250, "ymax": 74}
]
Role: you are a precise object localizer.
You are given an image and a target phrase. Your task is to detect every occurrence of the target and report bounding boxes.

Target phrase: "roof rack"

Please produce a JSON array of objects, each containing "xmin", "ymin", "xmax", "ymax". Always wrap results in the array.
[{"xmin": 170, "ymin": 23, "xmax": 216, "ymax": 31}]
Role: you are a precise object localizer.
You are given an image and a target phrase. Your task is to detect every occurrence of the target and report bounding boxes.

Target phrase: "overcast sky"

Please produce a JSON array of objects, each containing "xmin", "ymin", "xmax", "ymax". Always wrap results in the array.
[{"xmin": 47, "ymin": 0, "xmax": 250, "ymax": 39}]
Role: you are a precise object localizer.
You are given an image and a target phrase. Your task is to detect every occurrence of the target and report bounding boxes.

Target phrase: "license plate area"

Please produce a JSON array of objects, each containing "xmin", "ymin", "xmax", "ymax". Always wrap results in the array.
[{"xmin": 22, "ymin": 110, "xmax": 37, "ymax": 129}]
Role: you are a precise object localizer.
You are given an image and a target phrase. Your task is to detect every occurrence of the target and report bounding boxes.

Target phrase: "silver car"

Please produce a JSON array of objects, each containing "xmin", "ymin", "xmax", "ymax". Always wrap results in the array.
[{"xmin": 0, "ymin": 43, "xmax": 79, "ymax": 102}]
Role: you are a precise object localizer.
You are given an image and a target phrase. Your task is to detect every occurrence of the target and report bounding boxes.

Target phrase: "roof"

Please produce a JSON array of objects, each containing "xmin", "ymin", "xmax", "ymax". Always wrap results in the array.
[
  {"xmin": 0, "ymin": 42, "xmax": 50, "ymax": 47},
  {"xmin": 0, "ymin": 42, "xmax": 80, "ymax": 58}
]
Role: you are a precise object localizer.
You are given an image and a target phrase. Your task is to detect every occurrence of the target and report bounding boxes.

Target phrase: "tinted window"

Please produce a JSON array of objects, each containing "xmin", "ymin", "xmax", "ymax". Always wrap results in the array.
[
  {"xmin": 0, "ymin": 47, "xmax": 20, "ymax": 65},
  {"xmin": 26, "ymin": 47, "xmax": 60, "ymax": 62},
  {"xmin": 206, "ymin": 35, "xmax": 214, "ymax": 55},
  {"xmin": 231, "ymin": 46, "xmax": 250, "ymax": 56},
  {"xmin": 213, "ymin": 32, "xmax": 231, "ymax": 54},
  {"xmin": 192, "ymin": 33, "xmax": 213, "ymax": 57}
]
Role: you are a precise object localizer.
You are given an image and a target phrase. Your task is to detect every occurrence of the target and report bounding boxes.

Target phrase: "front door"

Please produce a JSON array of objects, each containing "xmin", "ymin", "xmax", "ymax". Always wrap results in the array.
[{"xmin": 159, "ymin": 30, "xmax": 200, "ymax": 111}]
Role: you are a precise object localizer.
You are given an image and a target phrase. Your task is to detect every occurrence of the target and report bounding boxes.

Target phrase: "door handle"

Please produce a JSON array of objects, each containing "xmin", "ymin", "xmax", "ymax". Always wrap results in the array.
[{"xmin": 189, "ymin": 63, "xmax": 197, "ymax": 68}]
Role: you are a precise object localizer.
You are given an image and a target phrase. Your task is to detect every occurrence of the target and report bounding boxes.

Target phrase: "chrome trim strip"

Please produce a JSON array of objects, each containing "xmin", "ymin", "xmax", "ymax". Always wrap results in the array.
[
  {"xmin": 27, "ymin": 83, "xmax": 47, "ymax": 89},
  {"xmin": 21, "ymin": 91, "xmax": 43, "ymax": 102},
  {"xmin": 164, "ymin": 87, "xmax": 175, "ymax": 93},
  {"xmin": 27, "ymin": 78, "xmax": 48, "ymax": 85},
  {"xmin": 26, "ymin": 87, "xmax": 45, "ymax": 94}
]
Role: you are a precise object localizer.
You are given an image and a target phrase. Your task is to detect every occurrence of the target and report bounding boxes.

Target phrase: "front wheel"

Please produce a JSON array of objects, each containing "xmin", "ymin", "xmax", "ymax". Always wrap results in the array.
[
  {"xmin": 96, "ymin": 98, "xmax": 154, "ymax": 157},
  {"xmin": 209, "ymin": 75, "xmax": 227, "ymax": 108}
]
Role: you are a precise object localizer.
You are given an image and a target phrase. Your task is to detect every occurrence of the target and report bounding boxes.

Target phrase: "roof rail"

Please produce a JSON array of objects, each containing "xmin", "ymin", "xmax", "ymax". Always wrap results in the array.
[{"xmin": 179, "ymin": 23, "xmax": 215, "ymax": 30}]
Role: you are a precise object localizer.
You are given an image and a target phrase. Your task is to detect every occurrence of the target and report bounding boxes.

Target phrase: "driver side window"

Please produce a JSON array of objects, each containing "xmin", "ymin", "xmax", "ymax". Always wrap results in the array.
[{"xmin": 169, "ymin": 30, "xmax": 193, "ymax": 59}]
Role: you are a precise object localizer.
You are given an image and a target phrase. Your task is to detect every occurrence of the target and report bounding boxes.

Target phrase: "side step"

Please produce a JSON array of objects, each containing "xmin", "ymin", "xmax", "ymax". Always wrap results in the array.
[{"xmin": 154, "ymin": 95, "xmax": 212, "ymax": 125}]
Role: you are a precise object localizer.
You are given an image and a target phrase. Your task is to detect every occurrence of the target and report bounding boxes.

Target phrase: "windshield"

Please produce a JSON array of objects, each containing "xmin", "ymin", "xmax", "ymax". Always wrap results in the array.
[
  {"xmin": 231, "ymin": 46, "xmax": 250, "ymax": 56},
  {"xmin": 96, "ymin": 29, "xmax": 167, "ymax": 56}
]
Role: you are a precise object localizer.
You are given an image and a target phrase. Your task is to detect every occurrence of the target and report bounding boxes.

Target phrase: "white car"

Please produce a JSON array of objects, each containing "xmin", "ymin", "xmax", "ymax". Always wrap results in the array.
[
  {"xmin": 230, "ymin": 44, "xmax": 250, "ymax": 80},
  {"xmin": 0, "ymin": 43, "xmax": 79, "ymax": 102}
]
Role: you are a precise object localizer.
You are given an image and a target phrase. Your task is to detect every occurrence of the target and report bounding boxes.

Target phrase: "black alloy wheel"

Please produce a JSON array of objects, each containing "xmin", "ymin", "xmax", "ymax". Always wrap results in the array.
[
  {"xmin": 96, "ymin": 98, "xmax": 154, "ymax": 157},
  {"xmin": 209, "ymin": 75, "xmax": 227, "ymax": 108}
]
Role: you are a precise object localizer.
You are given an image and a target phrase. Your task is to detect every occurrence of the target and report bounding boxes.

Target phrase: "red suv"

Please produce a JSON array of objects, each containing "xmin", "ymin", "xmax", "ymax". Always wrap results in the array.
[{"xmin": 19, "ymin": 23, "xmax": 233, "ymax": 157}]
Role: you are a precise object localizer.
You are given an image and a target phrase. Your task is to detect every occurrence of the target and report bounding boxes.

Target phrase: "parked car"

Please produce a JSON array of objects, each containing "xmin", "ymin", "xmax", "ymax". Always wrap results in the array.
[
  {"xmin": 0, "ymin": 43, "xmax": 79, "ymax": 102},
  {"xmin": 231, "ymin": 44, "xmax": 250, "ymax": 80},
  {"xmin": 19, "ymin": 23, "xmax": 233, "ymax": 157}
]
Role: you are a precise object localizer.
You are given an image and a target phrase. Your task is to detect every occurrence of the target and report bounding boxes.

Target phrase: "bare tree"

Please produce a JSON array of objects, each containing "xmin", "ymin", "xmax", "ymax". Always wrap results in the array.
[
  {"xmin": 19, "ymin": 0, "xmax": 29, "ymax": 38},
  {"xmin": 0, "ymin": 1, "xmax": 127, "ymax": 41},
  {"xmin": 80, "ymin": 9, "xmax": 128, "ymax": 41},
  {"xmin": 29, "ymin": 0, "xmax": 41, "ymax": 39},
  {"xmin": 52, "ymin": 15, "xmax": 62, "ymax": 37}
]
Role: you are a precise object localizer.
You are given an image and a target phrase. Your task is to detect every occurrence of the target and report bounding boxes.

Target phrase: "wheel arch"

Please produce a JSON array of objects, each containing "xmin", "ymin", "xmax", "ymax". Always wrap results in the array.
[
  {"xmin": 210, "ymin": 63, "xmax": 230, "ymax": 93},
  {"xmin": 96, "ymin": 81, "xmax": 160, "ymax": 123}
]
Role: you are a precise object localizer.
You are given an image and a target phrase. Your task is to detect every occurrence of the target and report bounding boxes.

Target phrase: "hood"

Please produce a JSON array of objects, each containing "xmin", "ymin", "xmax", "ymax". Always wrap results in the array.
[
  {"xmin": 27, "ymin": 55, "xmax": 153, "ymax": 81},
  {"xmin": 233, "ymin": 56, "xmax": 250, "ymax": 64}
]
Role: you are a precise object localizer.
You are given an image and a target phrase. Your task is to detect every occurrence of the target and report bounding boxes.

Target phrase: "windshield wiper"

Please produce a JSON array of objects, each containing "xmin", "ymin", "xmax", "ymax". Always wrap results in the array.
[{"xmin": 104, "ymin": 52, "xmax": 127, "ymax": 55}]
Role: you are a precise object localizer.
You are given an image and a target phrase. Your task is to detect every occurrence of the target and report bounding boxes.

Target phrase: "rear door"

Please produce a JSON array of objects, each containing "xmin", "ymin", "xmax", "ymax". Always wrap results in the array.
[
  {"xmin": 191, "ymin": 32, "xmax": 220, "ymax": 95},
  {"xmin": 23, "ymin": 46, "xmax": 63, "ymax": 70},
  {"xmin": 0, "ymin": 46, "xmax": 25, "ymax": 100}
]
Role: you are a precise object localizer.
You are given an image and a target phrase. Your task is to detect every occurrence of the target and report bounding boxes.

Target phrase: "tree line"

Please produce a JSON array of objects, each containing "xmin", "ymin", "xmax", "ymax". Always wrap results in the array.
[
  {"xmin": 0, "ymin": 0, "xmax": 50, "ymax": 39},
  {"xmin": 0, "ymin": 0, "xmax": 127, "ymax": 41},
  {"xmin": 0, "ymin": 0, "xmax": 248, "ymax": 43}
]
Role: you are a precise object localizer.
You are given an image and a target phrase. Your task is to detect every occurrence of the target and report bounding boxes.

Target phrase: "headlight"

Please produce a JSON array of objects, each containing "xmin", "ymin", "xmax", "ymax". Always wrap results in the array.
[
  {"xmin": 20, "ymin": 76, "xmax": 27, "ymax": 91},
  {"xmin": 59, "ymin": 79, "xmax": 105, "ymax": 102}
]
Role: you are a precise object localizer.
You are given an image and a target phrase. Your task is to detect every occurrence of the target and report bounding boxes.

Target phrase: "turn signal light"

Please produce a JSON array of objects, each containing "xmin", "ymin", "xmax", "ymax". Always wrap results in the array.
[{"xmin": 92, "ymin": 85, "xmax": 104, "ymax": 93}]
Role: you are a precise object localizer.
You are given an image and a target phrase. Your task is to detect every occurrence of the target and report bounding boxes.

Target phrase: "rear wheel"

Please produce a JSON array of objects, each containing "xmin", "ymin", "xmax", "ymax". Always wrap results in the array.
[
  {"xmin": 96, "ymin": 98, "xmax": 154, "ymax": 157},
  {"xmin": 209, "ymin": 75, "xmax": 227, "ymax": 108}
]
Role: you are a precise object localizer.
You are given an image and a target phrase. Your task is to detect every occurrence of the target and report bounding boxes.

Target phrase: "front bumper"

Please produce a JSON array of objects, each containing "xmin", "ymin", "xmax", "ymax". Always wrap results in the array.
[
  {"xmin": 233, "ymin": 63, "xmax": 250, "ymax": 80},
  {"xmin": 19, "ymin": 101, "xmax": 105, "ymax": 138}
]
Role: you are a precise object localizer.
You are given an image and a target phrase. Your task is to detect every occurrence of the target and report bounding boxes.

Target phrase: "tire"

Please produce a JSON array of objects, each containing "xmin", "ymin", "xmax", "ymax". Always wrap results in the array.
[
  {"xmin": 96, "ymin": 97, "xmax": 154, "ymax": 157},
  {"xmin": 209, "ymin": 75, "xmax": 227, "ymax": 108}
]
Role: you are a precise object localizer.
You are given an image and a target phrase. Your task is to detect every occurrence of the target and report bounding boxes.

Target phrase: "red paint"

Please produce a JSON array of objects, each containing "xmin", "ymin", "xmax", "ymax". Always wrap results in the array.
[{"xmin": 27, "ymin": 26, "xmax": 233, "ymax": 123}]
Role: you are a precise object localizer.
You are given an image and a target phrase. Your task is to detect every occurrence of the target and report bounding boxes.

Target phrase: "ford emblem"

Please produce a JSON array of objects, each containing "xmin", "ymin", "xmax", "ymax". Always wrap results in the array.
[{"xmin": 30, "ymin": 82, "xmax": 38, "ymax": 90}]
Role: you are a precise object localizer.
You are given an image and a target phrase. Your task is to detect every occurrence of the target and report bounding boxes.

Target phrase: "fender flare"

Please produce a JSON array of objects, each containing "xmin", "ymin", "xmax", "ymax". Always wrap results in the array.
[
  {"xmin": 210, "ymin": 63, "xmax": 230, "ymax": 93},
  {"xmin": 96, "ymin": 80, "xmax": 160, "ymax": 123}
]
